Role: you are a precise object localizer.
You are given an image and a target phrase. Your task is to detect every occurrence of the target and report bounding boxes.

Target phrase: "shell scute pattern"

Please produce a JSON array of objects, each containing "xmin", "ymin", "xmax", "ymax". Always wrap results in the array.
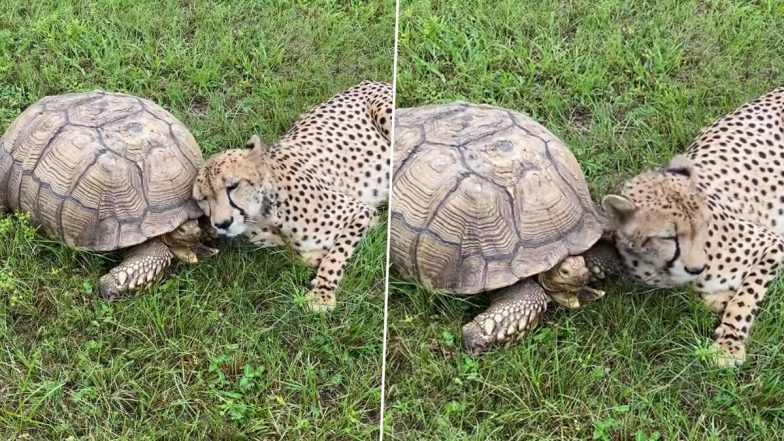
[
  {"xmin": 0, "ymin": 92, "xmax": 203, "ymax": 251},
  {"xmin": 390, "ymin": 103, "xmax": 603, "ymax": 294}
]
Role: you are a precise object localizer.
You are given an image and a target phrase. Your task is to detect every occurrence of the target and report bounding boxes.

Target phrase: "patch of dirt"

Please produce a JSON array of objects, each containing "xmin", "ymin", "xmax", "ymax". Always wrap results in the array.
[
  {"xmin": 189, "ymin": 95, "xmax": 209, "ymax": 115},
  {"xmin": 761, "ymin": 67, "xmax": 778, "ymax": 81},
  {"xmin": 569, "ymin": 105, "xmax": 593, "ymax": 133}
]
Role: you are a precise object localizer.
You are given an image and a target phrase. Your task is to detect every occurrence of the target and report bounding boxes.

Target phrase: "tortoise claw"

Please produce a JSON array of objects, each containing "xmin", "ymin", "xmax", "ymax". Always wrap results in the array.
[
  {"xmin": 462, "ymin": 279, "xmax": 548, "ymax": 354},
  {"xmin": 99, "ymin": 273, "xmax": 122, "ymax": 301},
  {"xmin": 193, "ymin": 244, "xmax": 220, "ymax": 260},
  {"xmin": 462, "ymin": 321, "xmax": 494, "ymax": 356},
  {"xmin": 578, "ymin": 287, "xmax": 606, "ymax": 302}
]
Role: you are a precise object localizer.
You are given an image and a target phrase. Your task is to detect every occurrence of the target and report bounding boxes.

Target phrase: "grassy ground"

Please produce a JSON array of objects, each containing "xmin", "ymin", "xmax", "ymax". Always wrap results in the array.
[
  {"xmin": 386, "ymin": 0, "xmax": 784, "ymax": 439},
  {"xmin": 0, "ymin": 0, "xmax": 394, "ymax": 439}
]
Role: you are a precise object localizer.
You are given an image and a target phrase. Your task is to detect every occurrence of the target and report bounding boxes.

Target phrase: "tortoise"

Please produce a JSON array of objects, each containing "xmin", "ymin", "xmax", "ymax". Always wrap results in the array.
[
  {"xmin": 389, "ymin": 102, "xmax": 620, "ymax": 354},
  {"xmin": 0, "ymin": 91, "xmax": 218, "ymax": 299}
]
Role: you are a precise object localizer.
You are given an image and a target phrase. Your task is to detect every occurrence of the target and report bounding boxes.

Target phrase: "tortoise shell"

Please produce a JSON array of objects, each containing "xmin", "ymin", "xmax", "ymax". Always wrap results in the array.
[
  {"xmin": 390, "ymin": 103, "xmax": 603, "ymax": 294},
  {"xmin": 0, "ymin": 92, "xmax": 203, "ymax": 251}
]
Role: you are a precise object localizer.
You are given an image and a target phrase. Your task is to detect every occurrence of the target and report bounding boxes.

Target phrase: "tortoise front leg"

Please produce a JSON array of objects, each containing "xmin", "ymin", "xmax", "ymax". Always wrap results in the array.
[
  {"xmin": 99, "ymin": 238, "xmax": 173, "ymax": 300},
  {"xmin": 583, "ymin": 238, "xmax": 623, "ymax": 281},
  {"xmin": 461, "ymin": 279, "xmax": 548, "ymax": 355}
]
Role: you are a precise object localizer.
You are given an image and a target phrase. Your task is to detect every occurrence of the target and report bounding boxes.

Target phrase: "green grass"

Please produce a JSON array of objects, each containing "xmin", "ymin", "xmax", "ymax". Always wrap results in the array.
[
  {"xmin": 0, "ymin": 0, "xmax": 394, "ymax": 439},
  {"xmin": 386, "ymin": 0, "xmax": 784, "ymax": 439}
]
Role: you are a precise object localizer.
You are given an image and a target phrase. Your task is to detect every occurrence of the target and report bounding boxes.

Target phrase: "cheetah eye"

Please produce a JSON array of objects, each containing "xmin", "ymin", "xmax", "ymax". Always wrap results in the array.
[
  {"xmin": 226, "ymin": 182, "xmax": 239, "ymax": 191},
  {"xmin": 642, "ymin": 234, "xmax": 677, "ymax": 247}
]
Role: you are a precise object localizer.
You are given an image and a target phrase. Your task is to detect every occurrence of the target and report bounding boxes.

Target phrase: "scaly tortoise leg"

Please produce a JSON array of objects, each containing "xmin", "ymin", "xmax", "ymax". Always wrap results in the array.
[
  {"xmin": 462, "ymin": 279, "xmax": 548, "ymax": 355},
  {"xmin": 582, "ymin": 238, "xmax": 623, "ymax": 282},
  {"xmin": 0, "ymin": 187, "xmax": 6, "ymax": 213},
  {"xmin": 99, "ymin": 238, "xmax": 173, "ymax": 300}
]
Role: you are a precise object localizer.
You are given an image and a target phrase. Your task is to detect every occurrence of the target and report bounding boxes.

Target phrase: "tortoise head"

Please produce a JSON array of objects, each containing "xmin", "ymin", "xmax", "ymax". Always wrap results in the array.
[
  {"xmin": 161, "ymin": 219, "xmax": 220, "ymax": 264},
  {"xmin": 540, "ymin": 255, "xmax": 591, "ymax": 293}
]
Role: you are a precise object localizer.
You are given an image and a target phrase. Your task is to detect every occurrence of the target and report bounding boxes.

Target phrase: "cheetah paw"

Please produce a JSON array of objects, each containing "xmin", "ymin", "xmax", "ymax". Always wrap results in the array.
[
  {"xmin": 710, "ymin": 338, "xmax": 747, "ymax": 368},
  {"xmin": 306, "ymin": 287, "xmax": 336, "ymax": 313}
]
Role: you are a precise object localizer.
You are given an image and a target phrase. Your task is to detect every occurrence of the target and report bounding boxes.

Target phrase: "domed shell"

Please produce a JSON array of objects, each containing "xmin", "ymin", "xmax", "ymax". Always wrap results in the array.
[
  {"xmin": 390, "ymin": 103, "xmax": 603, "ymax": 294},
  {"xmin": 0, "ymin": 91, "xmax": 203, "ymax": 251}
]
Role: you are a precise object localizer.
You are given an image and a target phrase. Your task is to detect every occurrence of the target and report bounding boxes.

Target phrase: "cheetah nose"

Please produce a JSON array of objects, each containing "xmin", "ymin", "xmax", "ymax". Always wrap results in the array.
[
  {"xmin": 685, "ymin": 265, "xmax": 706, "ymax": 275},
  {"xmin": 214, "ymin": 218, "xmax": 234, "ymax": 230}
]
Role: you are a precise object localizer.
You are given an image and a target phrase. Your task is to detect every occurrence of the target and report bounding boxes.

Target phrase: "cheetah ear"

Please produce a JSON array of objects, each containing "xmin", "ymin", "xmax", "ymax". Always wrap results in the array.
[
  {"xmin": 665, "ymin": 154, "xmax": 693, "ymax": 178},
  {"xmin": 192, "ymin": 182, "xmax": 203, "ymax": 200},
  {"xmin": 244, "ymin": 134, "xmax": 269, "ymax": 154},
  {"xmin": 602, "ymin": 194, "xmax": 636, "ymax": 225}
]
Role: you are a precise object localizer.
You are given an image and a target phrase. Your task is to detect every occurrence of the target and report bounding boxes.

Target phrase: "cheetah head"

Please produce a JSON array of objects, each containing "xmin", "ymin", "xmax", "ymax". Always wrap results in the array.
[
  {"xmin": 193, "ymin": 135, "xmax": 275, "ymax": 237},
  {"xmin": 602, "ymin": 155, "xmax": 711, "ymax": 288}
]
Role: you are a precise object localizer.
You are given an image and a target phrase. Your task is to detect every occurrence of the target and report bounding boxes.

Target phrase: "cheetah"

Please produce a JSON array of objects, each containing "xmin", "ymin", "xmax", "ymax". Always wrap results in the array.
[
  {"xmin": 193, "ymin": 81, "xmax": 392, "ymax": 311},
  {"xmin": 603, "ymin": 86, "xmax": 784, "ymax": 367}
]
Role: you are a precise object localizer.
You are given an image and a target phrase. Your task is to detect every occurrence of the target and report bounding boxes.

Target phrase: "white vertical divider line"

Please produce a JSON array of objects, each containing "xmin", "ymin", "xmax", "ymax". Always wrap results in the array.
[{"xmin": 378, "ymin": 0, "xmax": 400, "ymax": 439}]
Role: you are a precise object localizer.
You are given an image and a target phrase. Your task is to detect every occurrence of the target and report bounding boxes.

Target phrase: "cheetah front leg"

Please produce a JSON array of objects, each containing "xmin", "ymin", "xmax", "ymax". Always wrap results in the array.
[
  {"xmin": 300, "ymin": 249, "xmax": 328, "ymax": 270},
  {"xmin": 306, "ymin": 199, "xmax": 378, "ymax": 312},
  {"xmin": 709, "ymin": 240, "xmax": 784, "ymax": 367},
  {"xmin": 249, "ymin": 225, "xmax": 325, "ymax": 269},
  {"xmin": 702, "ymin": 290, "xmax": 735, "ymax": 315}
]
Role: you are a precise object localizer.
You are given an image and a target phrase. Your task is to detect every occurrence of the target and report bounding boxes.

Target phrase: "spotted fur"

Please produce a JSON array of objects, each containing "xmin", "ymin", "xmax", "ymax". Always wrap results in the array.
[
  {"xmin": 194, "ymin": 81, "xmax": 392, "ymax": 311},
  {"xmin": 604, "ymin": 87, "xmax": 784, "ymax": 366}
]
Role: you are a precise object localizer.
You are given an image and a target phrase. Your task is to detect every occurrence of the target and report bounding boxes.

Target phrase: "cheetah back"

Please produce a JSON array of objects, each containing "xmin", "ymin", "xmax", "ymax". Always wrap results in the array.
[
  {"xmin": 271, "ymin": 80, "xmax": 392, "ymax": 207},
  {"xmin": 688, "ymin": 86, "xmax": 784, "ymax": 232}
]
